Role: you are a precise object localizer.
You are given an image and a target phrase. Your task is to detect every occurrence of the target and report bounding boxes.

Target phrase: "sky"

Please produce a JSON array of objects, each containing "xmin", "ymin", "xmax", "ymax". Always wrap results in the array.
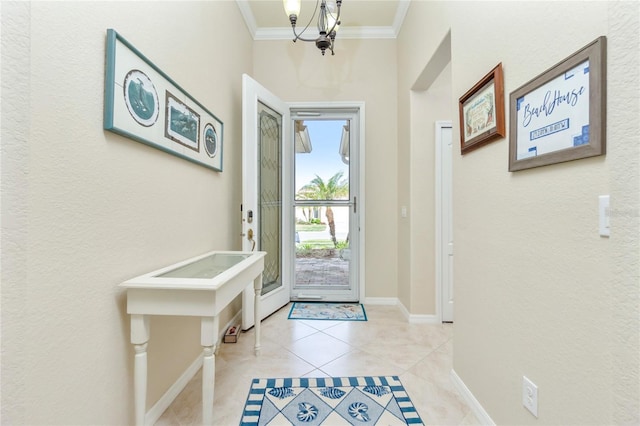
[{"xmin": 295, "ymin": 119, "xmax": 349, "ymax": 193}]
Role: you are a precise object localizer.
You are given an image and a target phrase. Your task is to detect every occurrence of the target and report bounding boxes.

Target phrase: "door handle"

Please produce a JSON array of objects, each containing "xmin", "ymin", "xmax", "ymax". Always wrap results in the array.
[{"xmin": 247, "ymin": 229, "xmax": 256, "ymax": 251}]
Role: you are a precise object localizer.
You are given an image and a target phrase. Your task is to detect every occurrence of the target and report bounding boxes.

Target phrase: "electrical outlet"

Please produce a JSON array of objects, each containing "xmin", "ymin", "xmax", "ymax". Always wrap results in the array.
[{"xmin": 523, "ymin": 376, "xmax": 538, "ymax": 417}]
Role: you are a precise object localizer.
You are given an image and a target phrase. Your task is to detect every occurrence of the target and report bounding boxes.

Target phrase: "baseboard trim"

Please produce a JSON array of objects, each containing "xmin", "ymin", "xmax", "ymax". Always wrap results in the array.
[
  {"xmin": 397, "ymin": 299, "xmax": 441, "ymax": 324},
  {"xmin": 450, "ymin": 369, "xmax": 495, "ymax": 425},
  {"xmin": 145, "ymin": 354, "xmax": 203, "ymax": 425},
  {"xmin": 363, "ymin": 297, "xmax": 398, "ymax": 305},
  {"xmin": 363, "ymin": 298, "xmax": 440, "ymax": 324},
  {"xmin": 144, "ymin": 310, "xmax": 244, "ymax": 425}
]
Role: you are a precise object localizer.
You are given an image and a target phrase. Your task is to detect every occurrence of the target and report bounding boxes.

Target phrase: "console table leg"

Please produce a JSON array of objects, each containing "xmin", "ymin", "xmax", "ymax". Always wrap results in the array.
[
  {"xmin": 254, "ymin": 281, "xmax": 262, "ymax": 355},
  {"xmin": 202, "ymin": 345, "xmax": 215, "ymax": 425},
  {"xmin": 131, "ymin": 314, "xmax": 150, "ymax": 426},
  {"xmin": 134, "ymin": 343, "xmax": 148, "ymax": 426},
  {"xmin": 201, "ymin": 316, "xmax": 218, "ymax": 425}
]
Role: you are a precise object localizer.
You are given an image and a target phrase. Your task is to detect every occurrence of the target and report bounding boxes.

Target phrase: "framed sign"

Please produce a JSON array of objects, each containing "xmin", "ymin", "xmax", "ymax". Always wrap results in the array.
[
  {"xmin": 509, "ymin": 36, "xmax": 606, "ymax": 172},
  {"xmin": 459, "ymin": 63, "xmax": 506, "ymax": 154},
  {"xmin": 104, "ymin": 29, "xmax": 223, "ymax": 172}
]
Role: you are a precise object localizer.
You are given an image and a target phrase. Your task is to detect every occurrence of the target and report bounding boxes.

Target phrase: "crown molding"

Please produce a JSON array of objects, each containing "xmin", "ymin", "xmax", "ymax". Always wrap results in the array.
[
  {"xmin": 236, "ymin": 0, "xmax": 257, "ymax": 38},
  {"xmin": 392, "ymin": 0, "xmax": 411, "ymax": 36},
  {"xmin": 237, "ymin": 0, "xmax": 409, "ymax": 40}
]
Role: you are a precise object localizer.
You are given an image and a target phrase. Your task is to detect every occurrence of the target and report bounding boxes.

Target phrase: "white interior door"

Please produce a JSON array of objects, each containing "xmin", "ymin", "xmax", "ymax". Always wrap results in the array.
[
  {"xmin": 436, "ymin": 121, "xmax": 454, "ymax": 322},
  {"xmin": 241, "ymin": 74, "xmax": 292, "ymax": 329}
]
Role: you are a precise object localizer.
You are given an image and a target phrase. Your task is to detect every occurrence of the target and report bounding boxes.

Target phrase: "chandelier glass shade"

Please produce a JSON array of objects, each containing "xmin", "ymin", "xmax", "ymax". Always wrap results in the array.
[{"xmin": 283, "ymin": 0, "xmax": 342, "ymax": 56}]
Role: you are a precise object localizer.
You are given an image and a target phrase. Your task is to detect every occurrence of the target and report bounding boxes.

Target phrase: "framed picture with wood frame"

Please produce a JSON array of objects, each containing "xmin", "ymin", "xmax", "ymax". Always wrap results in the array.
[
  {"xmin": 458, "ymin": 63, "xmax": 506, "ymax": 154},
  {"xmin": 508, "ymin": 36, "xmax": 606, "ymax": 171}
]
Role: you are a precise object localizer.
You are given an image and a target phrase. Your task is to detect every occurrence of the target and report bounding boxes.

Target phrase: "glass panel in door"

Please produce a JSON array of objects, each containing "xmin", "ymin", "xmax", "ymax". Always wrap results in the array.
[
  {"xmin": 258, "ymin": 102, "xmax": 282, "ymax": 295},
  {"xmin": 293, "ymin": 119, "xmax": 353, "ymax": 299},
  {"xmin": 295, "ymin": 205, "xmax": 350, "ymax": 288}
]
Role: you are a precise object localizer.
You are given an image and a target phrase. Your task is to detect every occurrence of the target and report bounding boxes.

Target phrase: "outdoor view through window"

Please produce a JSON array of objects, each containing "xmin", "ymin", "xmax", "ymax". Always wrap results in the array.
[{"xmin": 294, "ymin": 119, "xmax": 351, "ymax": 289}]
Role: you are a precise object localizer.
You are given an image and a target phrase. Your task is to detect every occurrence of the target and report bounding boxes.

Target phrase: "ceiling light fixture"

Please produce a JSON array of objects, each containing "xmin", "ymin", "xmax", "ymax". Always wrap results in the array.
[{"xmin": 283, "ymin": 0, "xmax": 342, "ymax": 56}]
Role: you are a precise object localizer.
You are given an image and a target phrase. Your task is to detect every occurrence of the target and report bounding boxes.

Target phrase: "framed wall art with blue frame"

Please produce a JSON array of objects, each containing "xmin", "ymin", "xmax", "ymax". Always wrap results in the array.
[{"xmin": 104, "ymin": 29, "xmax": 223, "ymax": 172}]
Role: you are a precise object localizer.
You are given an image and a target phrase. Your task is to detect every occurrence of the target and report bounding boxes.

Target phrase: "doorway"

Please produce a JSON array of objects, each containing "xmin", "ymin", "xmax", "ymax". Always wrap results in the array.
[
  {"xmin": 289, "ymin": 107, "xmax": 362, "ymax": 302},
  {"xmin": 243, "ymin": 75, "xmax": 365, "ymax": 328},
  {"xmin": 436, "ymin": 121, "xmax": 454, "ymax": 322}
]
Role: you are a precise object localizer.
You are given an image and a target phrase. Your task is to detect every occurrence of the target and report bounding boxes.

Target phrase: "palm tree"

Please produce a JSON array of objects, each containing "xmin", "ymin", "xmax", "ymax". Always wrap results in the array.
[{"xmin": 297, "ymin": 172, "xmax": 349, "ymax": 247}]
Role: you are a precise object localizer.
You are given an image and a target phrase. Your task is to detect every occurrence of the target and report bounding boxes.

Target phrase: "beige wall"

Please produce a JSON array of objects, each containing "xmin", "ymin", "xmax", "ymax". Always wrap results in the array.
[
  {"xmin": 252, "ymin": 38, "xmax": 399, "ymax": 299},
  {"xmin": 1, "ymin": 1, "xmax": 252, "ymax": 423},
  {"xmin": 398, "ymin": 1, "xmax": 639, "ymax": 424},
  {"xmin": 406, "ymin": 62, "xmax": 452, "ymax": 315},
  {"xmin": 397, "ymin": 2, "xmax": 452, "ymax": 315},
  {"xmin": 2, "ymin": 1, "xmax": 638, "ymax": 425}
]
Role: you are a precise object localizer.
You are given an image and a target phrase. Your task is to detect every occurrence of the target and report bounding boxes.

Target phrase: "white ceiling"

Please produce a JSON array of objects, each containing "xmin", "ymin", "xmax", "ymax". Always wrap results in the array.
[{"xmin": 236, "ymin": 0, "xmax": 410, "ymax": 40}]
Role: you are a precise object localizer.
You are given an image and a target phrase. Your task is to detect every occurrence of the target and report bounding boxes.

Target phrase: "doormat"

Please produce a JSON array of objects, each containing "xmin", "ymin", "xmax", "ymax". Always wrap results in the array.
[
  {"xmin": 240, "ymin": 376, "xmax": 424, "ymax": 425},
  {"xmin": 287, "ymin": 302, "xmax": 367, "ymax": 321}
]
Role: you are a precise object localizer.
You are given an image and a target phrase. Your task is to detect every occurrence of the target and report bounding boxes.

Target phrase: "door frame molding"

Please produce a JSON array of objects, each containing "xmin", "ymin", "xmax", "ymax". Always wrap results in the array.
[
  {"xmin": 435, "ymin": 120, "xmax": 452, "ymax": 322},
  {"xmin": 288, "ymin": 101, "xmax": 366, "ymax": 302}
]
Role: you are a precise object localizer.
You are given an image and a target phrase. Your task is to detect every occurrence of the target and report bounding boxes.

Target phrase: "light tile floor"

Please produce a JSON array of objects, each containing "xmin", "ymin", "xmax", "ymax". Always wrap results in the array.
[{"xmin": 156, "ymin": 304, "xmax": 480, "ymax": 426}]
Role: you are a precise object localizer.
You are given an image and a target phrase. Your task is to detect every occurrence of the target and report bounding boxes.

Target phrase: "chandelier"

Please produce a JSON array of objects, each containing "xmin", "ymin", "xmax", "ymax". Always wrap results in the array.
[{"xmin": 283, "ymin": 0, "xmax": 342, "ymax": 56}]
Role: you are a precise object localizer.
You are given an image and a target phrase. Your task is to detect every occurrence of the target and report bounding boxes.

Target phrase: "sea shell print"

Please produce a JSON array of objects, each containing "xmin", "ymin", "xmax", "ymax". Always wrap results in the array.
[
  {"xmin": 296, "ymin": 402, "xmax": 319, "ymax": 422},
  {"xmin": 348, "ymin": 402, "xmax": 370, "ymax": 422},
  {"xmin": 362, "ymin": 385, "xmax": 390, "ymax": 397},
  {"xmin": 268, "ymin": 387, "xmax": 295, "ymax": 399},
  {"xmin": 319, "ymin": 387, "xmax": 346, "ymax": 399}
]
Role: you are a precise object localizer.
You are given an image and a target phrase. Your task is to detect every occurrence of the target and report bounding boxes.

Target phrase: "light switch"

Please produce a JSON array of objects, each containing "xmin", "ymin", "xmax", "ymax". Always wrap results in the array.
[
  {"xmin": 401, "ymin": 206, "xmax": 407, "ymax": 218},
  {"xmin": 599, "ymin": 195, "xmax": 610, "ymax": 237}
]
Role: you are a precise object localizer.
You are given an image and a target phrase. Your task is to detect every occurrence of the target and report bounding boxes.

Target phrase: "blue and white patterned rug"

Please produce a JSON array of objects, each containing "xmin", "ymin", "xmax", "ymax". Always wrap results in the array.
[
  {"xmin": 287, "ymin": 303, "xmax": 367, "ymax": 321},
  {"xmin": 240, "ymin": 376, "xmax": 424, "ymax": 425}
]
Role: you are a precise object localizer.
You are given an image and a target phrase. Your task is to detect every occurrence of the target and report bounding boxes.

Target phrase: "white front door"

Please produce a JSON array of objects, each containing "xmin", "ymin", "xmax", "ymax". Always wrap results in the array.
[
  {"xmin": 241, "ymin": 74, "xmax": 292, "ymax": 329},
  {"xmin": 436, "ymin": 121, "xmax": 454, "ymax": 322}
]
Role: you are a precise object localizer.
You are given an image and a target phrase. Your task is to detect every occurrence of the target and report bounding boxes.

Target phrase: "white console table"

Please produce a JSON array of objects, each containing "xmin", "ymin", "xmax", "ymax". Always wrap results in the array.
[{"xmin": 120, "ymin": 250, "xmax": 266, "ymax": 426}]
